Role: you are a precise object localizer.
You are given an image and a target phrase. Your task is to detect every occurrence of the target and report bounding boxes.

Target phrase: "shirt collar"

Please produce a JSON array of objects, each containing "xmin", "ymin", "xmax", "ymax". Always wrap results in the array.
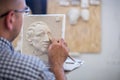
[{"xmin": 0, "ymin": 37, "xmax": 14, "ymax": 51}]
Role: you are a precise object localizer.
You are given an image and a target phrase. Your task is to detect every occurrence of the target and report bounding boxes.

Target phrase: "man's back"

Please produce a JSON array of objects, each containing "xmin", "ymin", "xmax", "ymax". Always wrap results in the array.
[{"xmin": 0, "ymin": 37, "xmax": 55, "ymax": 80}]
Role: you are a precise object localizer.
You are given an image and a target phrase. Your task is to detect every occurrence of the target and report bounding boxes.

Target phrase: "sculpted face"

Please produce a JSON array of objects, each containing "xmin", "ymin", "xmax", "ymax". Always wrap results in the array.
[{"xmin": 26, "ymin": 21, "xmax": 51, "ymax": 53}]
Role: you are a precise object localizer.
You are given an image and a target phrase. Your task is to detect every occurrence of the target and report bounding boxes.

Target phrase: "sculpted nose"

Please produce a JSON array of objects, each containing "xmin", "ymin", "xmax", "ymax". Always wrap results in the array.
[{"xmin": 43, "ymin": 34, "xmax": 50, "ymax": 41}]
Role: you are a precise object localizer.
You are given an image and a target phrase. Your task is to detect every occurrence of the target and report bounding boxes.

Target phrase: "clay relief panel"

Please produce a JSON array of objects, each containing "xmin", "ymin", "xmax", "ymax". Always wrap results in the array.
[{"xmin": 21, "ymin": 15, "xmax": 65, "ymax": 61}]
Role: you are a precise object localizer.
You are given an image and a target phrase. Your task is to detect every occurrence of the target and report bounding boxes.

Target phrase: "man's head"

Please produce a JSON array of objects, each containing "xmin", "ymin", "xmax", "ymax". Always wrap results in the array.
[
  {"xmin": 26, "ymin": 21, "xmax": 52, "ymax": 53},
  {"xmin": 0, "ymin": 0, "xmax": 29, "ymax": 41}
]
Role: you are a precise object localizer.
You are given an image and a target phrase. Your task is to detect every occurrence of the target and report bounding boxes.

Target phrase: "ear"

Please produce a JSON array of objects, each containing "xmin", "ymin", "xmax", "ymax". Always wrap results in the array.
[{"xmin": 5, "ymin": 11, "xmax": 15, "ymax": 31}]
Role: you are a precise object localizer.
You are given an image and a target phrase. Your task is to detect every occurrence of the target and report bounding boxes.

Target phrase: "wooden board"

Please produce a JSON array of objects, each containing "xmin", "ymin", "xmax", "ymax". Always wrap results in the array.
[{"xmin": 47, "ymin": 0, "xmax": 101, "ymax": 53}]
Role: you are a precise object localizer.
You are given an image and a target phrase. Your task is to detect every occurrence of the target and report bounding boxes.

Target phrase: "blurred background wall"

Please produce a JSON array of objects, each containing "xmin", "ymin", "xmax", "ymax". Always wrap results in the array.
[{"xmin": 67, "ymin": 0, "xmax": 120, "ymax": 80}]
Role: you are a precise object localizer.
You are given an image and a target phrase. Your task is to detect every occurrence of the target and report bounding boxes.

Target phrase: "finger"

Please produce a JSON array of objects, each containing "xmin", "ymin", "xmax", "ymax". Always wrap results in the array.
[
  {"xmin": 61, "ymin": 39, "xmax": 68, "ymax": 47},
  {"xmin": 48, "ymin": 39, "xmax": 56, "ymax": 49},
  {"xmin": 64, "ymin": 41, "xmax": 68, "ymax": 47},
  {"xmin": 60, "ymin": 39, "xmax": 68, "ymax": 51},
  {"xmin": 57, "ymin": 40, "xmax": 60, "ymax": 43},
  {"xmin": 61, "ymin": 38, "xmax": 64, "ymax": 41},
  {"xmin": 51, "ymin": 38, "xmax": 59, "ymax": 44},
  {"xmin": 62, "ymin": 43, "xmax": 70, "ymax": 53},
  {"xmin": 56, "ymin": 39, "xmax": 63, "ymax": 44},
  {"xmin": 50, "ymin": 38, "xmax": 55, "ymax": 43}
]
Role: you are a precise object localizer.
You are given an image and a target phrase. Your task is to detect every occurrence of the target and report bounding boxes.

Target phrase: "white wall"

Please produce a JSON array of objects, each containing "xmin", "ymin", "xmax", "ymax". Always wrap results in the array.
[{"xmin": 67, "ymin": 0, "xmax": 120, "ymax": 80}]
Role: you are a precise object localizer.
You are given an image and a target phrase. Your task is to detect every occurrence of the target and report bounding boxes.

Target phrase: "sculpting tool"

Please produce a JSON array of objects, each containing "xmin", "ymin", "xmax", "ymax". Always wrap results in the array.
[{"xmin": 48, "ymin": 33, "xmax": 75, "ymax": 62}]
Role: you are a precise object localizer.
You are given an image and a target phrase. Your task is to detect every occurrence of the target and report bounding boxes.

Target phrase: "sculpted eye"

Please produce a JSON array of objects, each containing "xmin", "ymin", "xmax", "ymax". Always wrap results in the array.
[
  {"xmin": 36, "ymin": 31, "xmax": 45, "ymax": 37},
  {"xmin": 36, "ymin": 34, "xmax": 42, "ymax": 37}
]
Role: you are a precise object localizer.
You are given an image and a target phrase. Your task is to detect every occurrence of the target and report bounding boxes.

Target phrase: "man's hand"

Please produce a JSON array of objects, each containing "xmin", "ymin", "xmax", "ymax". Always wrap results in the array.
[
  {"xmin": 48, "ymin": 39, "xmax": 69, "ymax": 80},
  {"xmin": 48, "ymin": 38, "xmax": 69, "ymax": 67}
]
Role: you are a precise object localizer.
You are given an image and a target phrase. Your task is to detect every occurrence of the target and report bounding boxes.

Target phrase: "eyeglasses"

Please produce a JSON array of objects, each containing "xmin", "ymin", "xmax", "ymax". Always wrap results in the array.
[{"xmin": 0, "ymin": 7, "xmax": 31, "ymax": 18}]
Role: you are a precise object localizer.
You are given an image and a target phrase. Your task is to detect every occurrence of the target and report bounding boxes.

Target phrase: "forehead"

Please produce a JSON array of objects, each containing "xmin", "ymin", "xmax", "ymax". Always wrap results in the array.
[
  {"xmin": 11, "ymin": 0, "xmax": 26, "ymax": 9},
  {"xmin": 17, "ymin": 0, "xmax": 26, "ymax": 8},
  {"xmin": 29, "ymin": 21, "xmax": 51, "ymax": 32}
]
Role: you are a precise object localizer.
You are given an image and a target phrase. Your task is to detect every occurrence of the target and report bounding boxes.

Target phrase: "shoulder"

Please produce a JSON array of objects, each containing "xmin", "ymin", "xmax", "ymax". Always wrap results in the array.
[
  {"xmin": 13, "ymin": 52, "xmax": 55, "ymax": 80},
  {"xmin": 13, "ymin": 51, "xmax": 45, "ymax": 67},
  {"xmin": 0, "ymin": 51, "xmax": 55, "ymax": 80}
]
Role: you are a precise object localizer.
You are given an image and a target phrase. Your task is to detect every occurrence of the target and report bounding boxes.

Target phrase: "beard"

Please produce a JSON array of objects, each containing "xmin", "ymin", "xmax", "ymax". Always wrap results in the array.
[{"xmin": 32, "ymin": 42, "xmax": 49, "ymax": 54}]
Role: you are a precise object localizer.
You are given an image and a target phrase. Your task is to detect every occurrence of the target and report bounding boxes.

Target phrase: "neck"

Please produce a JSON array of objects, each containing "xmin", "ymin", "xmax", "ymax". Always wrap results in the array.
[{"xmin": 0, "ymin": 30, "xmax": 13, "ymax": 42}]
